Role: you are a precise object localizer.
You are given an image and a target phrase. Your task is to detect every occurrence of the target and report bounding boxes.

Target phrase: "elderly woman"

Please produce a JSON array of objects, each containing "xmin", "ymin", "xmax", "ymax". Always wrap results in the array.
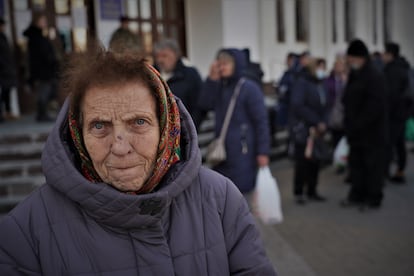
[{"xmin": 0, "ymin": 48, "xmax": 276, "ymax": 275}]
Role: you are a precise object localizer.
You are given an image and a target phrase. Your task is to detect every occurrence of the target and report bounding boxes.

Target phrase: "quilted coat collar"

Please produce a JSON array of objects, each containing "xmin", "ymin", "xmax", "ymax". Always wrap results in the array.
[{"xmin": 41, "ymin": 98, "xmax": 202, "ymax": 229}]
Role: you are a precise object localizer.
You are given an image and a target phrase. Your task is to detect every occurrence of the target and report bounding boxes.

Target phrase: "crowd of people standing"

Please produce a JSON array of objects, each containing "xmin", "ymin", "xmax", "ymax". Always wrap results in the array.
[{"xmin": 275, "ymin": 38, "xmax": 413, "ymax": 210}]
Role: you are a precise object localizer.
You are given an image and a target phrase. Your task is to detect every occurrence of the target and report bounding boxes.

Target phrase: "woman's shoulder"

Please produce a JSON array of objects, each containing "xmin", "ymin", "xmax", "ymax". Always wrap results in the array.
[{"xmin": 196, "ymin": 166, "xmax": 245, "ymax": 209}]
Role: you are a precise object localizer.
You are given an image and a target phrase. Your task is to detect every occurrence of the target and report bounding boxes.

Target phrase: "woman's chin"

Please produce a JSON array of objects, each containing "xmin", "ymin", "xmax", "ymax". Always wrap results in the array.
[
  {"xmin": 105, "ymin": 173, "xmax": 146, "ymax": 192},
  {"xmin": 110, "ymin": 179, "xmax": 145, "ymax": 193}
]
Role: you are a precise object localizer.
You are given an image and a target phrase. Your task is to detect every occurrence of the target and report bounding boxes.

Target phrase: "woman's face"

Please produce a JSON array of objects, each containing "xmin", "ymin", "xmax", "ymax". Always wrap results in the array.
[
  {"xmin": 82, "ymin": 81, "xmax": 160, "ymax": 192},
  {"xmin": 218, "ymin": 56, "xmax": 235, "ymax": 78}
]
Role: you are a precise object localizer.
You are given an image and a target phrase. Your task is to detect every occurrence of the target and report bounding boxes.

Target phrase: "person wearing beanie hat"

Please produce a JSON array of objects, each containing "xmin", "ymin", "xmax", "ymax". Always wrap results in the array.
[
  {"xmin": 341, "ymin": 39, "xmax": 388, "ymax": 210},
  {"xmin": 382, "ymin": 42, "xmax": 411, "ymax": 184},
  {"xmin": 346, "ymin": 39, "xmax": 370, "ymax": 71}
]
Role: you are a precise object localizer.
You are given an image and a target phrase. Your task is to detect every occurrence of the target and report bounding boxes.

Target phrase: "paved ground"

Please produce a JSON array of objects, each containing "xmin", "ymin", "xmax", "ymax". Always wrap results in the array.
[{"xmin": 260, "ymin": 152, "xmax": 414, "ymax": 276}]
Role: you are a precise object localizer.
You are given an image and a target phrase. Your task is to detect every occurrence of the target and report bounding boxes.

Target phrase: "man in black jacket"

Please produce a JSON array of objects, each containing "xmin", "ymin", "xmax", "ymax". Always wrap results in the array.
[
  {"xmin": 0, "ymin": 18, "xmax": 17, "ymax": 122},
  {"xmin": 382, "ymin": 42, "xmax": 410, "ymax": 183},
  {"xmin": 341, "ymin": 39, "xmax": 387, "ymax": 209},
  {"xmin": 154, "ymin": 39, "xmax": 203, "ymax": 130},
  {"xmin": 23, "ymin": 12, "xmax": 59, "ymax": 122}
]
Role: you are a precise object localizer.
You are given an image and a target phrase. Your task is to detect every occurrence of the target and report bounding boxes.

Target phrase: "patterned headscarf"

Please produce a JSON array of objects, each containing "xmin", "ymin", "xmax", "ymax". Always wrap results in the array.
[{"xmin": 68, "ymin": 63, "xmax": 181, "ymax": 194}]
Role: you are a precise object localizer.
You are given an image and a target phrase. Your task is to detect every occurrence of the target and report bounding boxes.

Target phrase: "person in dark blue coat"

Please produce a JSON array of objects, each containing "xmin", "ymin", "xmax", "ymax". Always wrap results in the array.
[
  {"xmin": 199, "ymin": 48, "xmax": 270, "ymax": 194},
  {"xmin": 289, "ymin": 58, "xmax": 328, "ymax": 204},
  {"xmin": 275, "ymin": 52, "xmax": 298, "ymax": 128}
]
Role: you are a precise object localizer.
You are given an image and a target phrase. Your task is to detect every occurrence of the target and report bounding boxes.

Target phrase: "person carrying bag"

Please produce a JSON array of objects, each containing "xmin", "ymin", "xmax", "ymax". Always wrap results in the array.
[{"xmin": 206, "ymin": 78, "xmax": 246, "ymax": 166}]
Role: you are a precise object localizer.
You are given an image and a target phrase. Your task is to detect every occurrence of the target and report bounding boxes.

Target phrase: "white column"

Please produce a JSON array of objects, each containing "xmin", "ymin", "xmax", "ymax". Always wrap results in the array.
[
  {"xmin": 185, "ymin": 0, "xmax": 223, "ymax": 78},
  {"xmin": 284, "ymin": 0, "xmax": 296, "ymax": 44},
  {"xmin": 258, "ymin": 0, "xmax": 278, "ymax": 82},
  {"xmin": 375, "ymin": 0, "xmax": 384, "ymax": 49},
  {"xmin": 354, "ymin": 0, "xmax": 371, "ymax": 44},
  {"xmin": 221, "ymin": 0, "xmax": 260, "ymax": 61},
  {"xmin": 308, "ymin": 0, "xmax": 327, "ymax": 58},
  {"xmin": 336, "ymin": 0, "xmax": 345, "ymax": 45},
  {"xmin": 390, "ymin": 0, "xmax": 414, "ymax": 64}
]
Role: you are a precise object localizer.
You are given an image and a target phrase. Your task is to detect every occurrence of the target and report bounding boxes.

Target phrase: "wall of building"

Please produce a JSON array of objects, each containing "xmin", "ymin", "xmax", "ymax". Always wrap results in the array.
[
  {"xmin": 90, "ymin": 0, "xmax": 413, "ymax": 83},
  {"xmin": 391, "ymin": 0, "xmax": 414, "ymax": 63},
  {"xmin": 185, "ymin": 0, "xmax": 223, "ymax": 78}
]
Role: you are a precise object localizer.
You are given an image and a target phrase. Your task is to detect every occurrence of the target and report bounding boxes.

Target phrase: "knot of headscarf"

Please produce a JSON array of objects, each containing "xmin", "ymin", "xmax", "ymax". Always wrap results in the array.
[{"xmin": 68, "ymin": 63, "xmax": 181, "ymax": 194}]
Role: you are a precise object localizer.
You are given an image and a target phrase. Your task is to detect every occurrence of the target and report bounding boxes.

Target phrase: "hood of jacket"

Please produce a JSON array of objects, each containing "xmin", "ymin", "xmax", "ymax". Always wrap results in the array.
[
  {"xmin": 23, "ymin": 24, "xmax": 43, "ymax": 38},
  {"xmin": 41, "ymin": 97, "xmax": 202, "ymax": 230},
  {"xmin": 218, "ymin": 48, "xmax": 248, "ymax": 83}
]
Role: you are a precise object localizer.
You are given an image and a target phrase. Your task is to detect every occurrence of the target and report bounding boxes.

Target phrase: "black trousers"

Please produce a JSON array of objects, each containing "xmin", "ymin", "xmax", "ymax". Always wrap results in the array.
[
  {"xmin": 35, "ymin": 79, "xmax": 57, "ymax": 119},
  {"xmin": 293, "ymin": 143, "xmax": 321, "ymax": 197},
  {"xmin": 387, "ymin": 121, "xmax": 407, "ymax": 172},
  {"xmin": 348, "ymin": 145, "xmax": 385, "ymax": 205},
  {"xmin": 0, "ymin": 86, "xmax": 11, "ymax": 114}
]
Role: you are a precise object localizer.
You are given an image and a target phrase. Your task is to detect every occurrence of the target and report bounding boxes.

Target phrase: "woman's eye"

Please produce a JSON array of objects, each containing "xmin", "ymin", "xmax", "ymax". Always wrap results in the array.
[
  {"xmin": 93, "ymin": 122, "xmax": 104, "ymax": 130},
  {"xmin": 134, "ymin": 119, "xmax": 145, "ymax": 125}
]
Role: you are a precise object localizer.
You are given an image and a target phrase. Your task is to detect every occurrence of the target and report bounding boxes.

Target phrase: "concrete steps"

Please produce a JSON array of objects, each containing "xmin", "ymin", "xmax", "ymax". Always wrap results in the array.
[{"xmin": 0, "ymin": 120, "xmax": 51, "ymax": 207}]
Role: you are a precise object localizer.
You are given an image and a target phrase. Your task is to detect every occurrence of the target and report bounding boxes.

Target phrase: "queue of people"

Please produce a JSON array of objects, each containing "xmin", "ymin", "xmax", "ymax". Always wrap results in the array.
[{"xmin": 275, "ymin": 39, "xmax": 413, "ymax": 209}]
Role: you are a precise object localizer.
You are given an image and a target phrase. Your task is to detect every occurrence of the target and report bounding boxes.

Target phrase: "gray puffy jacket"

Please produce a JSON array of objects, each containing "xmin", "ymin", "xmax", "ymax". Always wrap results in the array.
[{"xmin": 0, "ymin": 98, "xmax": 276, "ymax": 275}]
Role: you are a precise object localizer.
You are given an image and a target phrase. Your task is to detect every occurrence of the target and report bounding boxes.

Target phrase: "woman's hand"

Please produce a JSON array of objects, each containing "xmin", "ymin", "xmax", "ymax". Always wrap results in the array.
[
  {"xmin": 209, "ymin": 61, "xmax": 220, "ymax": 81},
  {"xmin": 257, "ymin": 155, "xmax": 269, "ymax": 168}
]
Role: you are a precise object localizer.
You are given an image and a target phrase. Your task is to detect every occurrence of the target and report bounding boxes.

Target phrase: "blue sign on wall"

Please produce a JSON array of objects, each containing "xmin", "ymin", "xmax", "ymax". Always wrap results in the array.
[
  {"xmin": 0, "ymin": 0, "xmax": 4, "ymax": 18},
  {"xmin": 100, "ymin": 0, "xmax": 123, "ymax": 20}
]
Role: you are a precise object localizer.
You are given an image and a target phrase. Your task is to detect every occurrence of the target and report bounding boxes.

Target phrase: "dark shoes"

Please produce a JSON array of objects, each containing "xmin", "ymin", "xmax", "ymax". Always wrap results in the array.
[
  {"xmin": 307, "ymin": 194, "xmax": 326, "ymax": 202},
  {"xmin": 295, "ymin": 194, "xmax": 326, "ymax": 205},
  {"xmin": 340, "ymin": 199, "xmax": 381, "ymax": 212},
  {"xmin": 389, "ymin": 173, "xmax": 406, "ymax": 184},
  {"xmin": 295, "ymin": 195, "xmax": 306, "ymax": 205},
  {"xmin": 340, "ymin": 199, "xmax": 361, "ymax": 208}
]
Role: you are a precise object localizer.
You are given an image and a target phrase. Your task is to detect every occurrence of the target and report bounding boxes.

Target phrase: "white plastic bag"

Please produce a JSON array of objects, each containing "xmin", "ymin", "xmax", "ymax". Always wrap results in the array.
[
  {"xmin": 333, "ymin": 136, "xmax": 349, "ymax": 167},
  {"xmin": 255, "ymin": 166, "xmax": 283, "ymax": 224}
]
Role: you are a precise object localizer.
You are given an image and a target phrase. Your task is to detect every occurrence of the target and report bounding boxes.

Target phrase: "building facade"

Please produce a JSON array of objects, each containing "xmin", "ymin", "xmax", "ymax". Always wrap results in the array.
[{"xmin": 1, "ymin": 0, "xmax": 413, "ymax": 101}]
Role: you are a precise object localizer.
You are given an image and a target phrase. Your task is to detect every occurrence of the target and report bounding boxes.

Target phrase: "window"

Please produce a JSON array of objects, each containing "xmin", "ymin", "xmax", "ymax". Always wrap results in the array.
[
  {"xmin": 295, "ymin": 0, "xmax": 308, "ymax": 42},
  {"xmin": 124, "ymin": 0, "xmax": 186, "ymax": 56},
  {"xmin": 276, "ymin": 0, "xmax": 285, "ymax": 42},
  {"xmin": 344, "ymin": 0, "xmax": 356, "ymax": 42}
]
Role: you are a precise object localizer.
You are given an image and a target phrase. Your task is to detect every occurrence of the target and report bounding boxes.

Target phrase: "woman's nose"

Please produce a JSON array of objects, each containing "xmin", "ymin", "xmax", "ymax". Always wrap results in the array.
[{"xmin": 110, "ymin": 133, "xmax": 132, "ymax": 156}]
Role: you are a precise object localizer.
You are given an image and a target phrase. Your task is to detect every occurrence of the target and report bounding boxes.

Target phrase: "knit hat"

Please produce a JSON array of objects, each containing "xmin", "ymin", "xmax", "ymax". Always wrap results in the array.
[{"xmin": 346, "ymin": 39, "xmax": 369, "ymax": 57}]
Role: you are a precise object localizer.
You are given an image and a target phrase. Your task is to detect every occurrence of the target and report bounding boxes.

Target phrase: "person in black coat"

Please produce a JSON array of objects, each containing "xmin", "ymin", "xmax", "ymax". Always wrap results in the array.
[
  {"xmin": 23, "ymin": 12, "xmax": 59, "ymax": 122},
  {"xmin": 341, "ymin": 39, "xmax": 388, "ymax": 209},
  {"xmin": 154, "ymin": 39, "xmax": 203, "ymax": 129},
  {"xmin": 0, "ymin": 18, "xmax": 17, "ymax": 122},
  {"xmin": 382, "ymin": 42, "xmax": 410, "ymax": 183},
  {"xmin": 289, "ymin": 58, "xmax": 328, "ymax": 204}
]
